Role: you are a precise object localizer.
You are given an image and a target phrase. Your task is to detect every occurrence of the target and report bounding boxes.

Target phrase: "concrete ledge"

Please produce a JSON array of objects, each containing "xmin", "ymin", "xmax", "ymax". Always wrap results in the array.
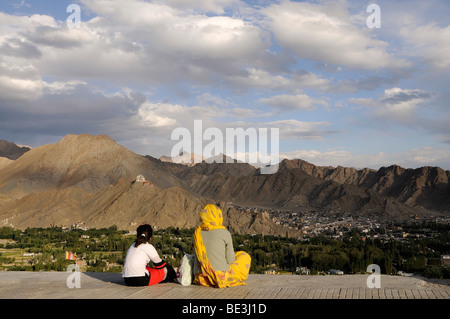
[{"xmin": 0, "ymin": 272, "xmax": 448, "ymax": 299}]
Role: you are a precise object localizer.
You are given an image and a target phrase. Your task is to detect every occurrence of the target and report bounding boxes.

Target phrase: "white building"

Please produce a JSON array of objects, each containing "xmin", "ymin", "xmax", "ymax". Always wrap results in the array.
[{"xmin": 135, "ymin": 175, "xmax": 146, "ymax": 183}]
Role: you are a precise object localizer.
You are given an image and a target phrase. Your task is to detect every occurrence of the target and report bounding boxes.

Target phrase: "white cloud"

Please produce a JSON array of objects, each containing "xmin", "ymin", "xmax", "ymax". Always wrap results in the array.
[
  {"xmin": 2, "ymin": 1, "xmax": 266, "ymax": 89},
  {"xmin": 227, "ymin": 68, "xmax": 330, "ymax": 92},
  {"xmin": 28, "ymin": 26, "xmax": 96, "ymax": 49},
  {"xmin": 0, "ymin": 37, "xmax": 42, "ymax": 59},
  {"xmin": 0, "ymin": 12, "xmax": 57, "ymax": 29},
  {"xmin": 0, "ymin": 0, "xmax": 448, "ymax": 170},
  {"xmin": 42, "ymin": 80, "xmax": 88, "ymax": 95},
  {"xmin": 262, "ymin": 1, "xmax": 409, "ymax": 70},
  {"xmin": 228, "ymin": 107, "xmax": 266, "ymax": 118},
  {"xmin": 267, "ymin": 119, "xmax": 331, "ymax": 140},
  {"xmin": 196, "ymin": 93, "xmax": 234, "ymax": 108},
  {"xmin": 138, "ymin": 110, "xmax": 177, "ymax": 128},
  {"xmin": 381, "ymin": 87, "xmax": 430, "ymax": 105},
  {"xmin": 12, "ymin": 0, "xmax": 31, "ymax": 9},
  {"xmin": 137, "ymin": 102, "xmax": 178, "ymax": 128},
  {"xmin": 291, "ymin": 71, "xmax": 331, "ymax": 92},
  {"xmin": 136, "ymin": 101, "xmax": 224, "ymax": 130},
  {"xmin": 80, "ymin": 0, "xmax": 267, "ymax": 60},
  {"xmin": 227, "ymin": 68, "xmax": 290, "ymax": 89},
  {"xmin": 0, "ymin": 3, "xmax": 267, "ymax": 90},
  {"xmin": 400, "ymin": 23, "xmax": 450, "ymax": 69},
  {"xmin": 259, "ymin": 93, "xmax": 328, "ymax": 111},
  {"xmin": 400, "ymin": 147, "xmax": 450, "ymax": 168},
  {"xmin": 0, "ymin": 55, "xmax": 43, "ymax": 101},
  {"xmin": 0, "ymin": 75, "xmax": 43, "ymax": 101},
  {"xmin": 281, "ymin": 146, "xmax": 450, "ymax": 170},
  {"xmin": 349, "ymin": 87, "xmax": 431, "ymax": 122},
  {"xmin": 162, "ymin": 0, "xmax": 240, "ymax": 14},
  {"xmin": 134, "ymin": 100, "xmax": 335, "ymax": 156}
]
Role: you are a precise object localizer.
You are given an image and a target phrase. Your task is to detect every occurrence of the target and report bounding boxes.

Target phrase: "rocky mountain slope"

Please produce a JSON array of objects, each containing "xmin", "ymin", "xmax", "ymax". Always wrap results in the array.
[
  {"xmin": 0, "ymin": 140, "xmax": 30, "ymax": 160},
  {"xmin": 276, "ymin": 159, "xmax": 450, "ymax": 213},
  {"xmin": 0, "ymin": 134, "xmax": 295, "ymax": 236},
  {"xmin": 0, "ymin": 134, "xmax": 179, "ymax": 199},
  {"xmin": 0, "ymin": 134, "xmax": 448, "ymax": 234},
  {"xmin": 161, "ymin": 158, "xmax": 444, "ymax": 221}
]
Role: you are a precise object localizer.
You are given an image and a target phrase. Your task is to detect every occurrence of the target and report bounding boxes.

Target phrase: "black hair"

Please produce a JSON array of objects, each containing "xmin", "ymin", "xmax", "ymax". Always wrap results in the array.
[{"xmin": 135, "ymin": 224, "xmax": 153, "ymax": 247}]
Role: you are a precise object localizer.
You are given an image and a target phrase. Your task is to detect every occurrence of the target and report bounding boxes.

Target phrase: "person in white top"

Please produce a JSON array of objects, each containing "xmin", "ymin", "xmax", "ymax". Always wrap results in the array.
[{"xmin": 122, "ymin": 224, "xmax": 176, "ymax": 286}]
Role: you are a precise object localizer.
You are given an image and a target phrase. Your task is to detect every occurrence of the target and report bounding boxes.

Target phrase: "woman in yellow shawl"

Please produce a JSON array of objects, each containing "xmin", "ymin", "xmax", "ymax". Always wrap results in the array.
[{"xmin": 192, "ymin": 204, "xmax": 251, "ymax": 288}]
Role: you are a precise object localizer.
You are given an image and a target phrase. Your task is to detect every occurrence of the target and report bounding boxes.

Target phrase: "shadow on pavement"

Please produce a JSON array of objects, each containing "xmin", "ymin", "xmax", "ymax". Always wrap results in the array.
[{"xmin": 83, "ymin": 272, "xmax": 125, "ymax": 285}]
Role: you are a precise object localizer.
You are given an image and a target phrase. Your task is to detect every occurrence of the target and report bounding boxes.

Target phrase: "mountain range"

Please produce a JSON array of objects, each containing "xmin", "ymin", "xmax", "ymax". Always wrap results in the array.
[
  {"xmin": 0, "ymin": 134, "xmax": 448, "ymax": 236},
  {"xmin": 0, "ymin": 140, "xmax": 30, "ymax": 160}
]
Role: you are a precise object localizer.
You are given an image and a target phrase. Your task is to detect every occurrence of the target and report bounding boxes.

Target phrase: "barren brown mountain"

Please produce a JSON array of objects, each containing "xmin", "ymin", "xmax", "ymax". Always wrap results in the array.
[
  {"xmin": 0, "ymin": 134, "xmax": 295, "ymax": 237},
  {"xmin": 0, "ymin": 134, "xmax": 448, "ymax": 234},
  {"xmin": 275, "ymin": 159, "xmax": 450, "ymax": 213},
  {"xmin": 0, "ymin": 140, "xmax": 30, "ymax": 160},
  {"xmin": 0, "ymin": 134, "xmax": 178, "ymax": 199},
  {"xmin": 166, "ymin": 158, "xmax": 447, "ymax": 221}
]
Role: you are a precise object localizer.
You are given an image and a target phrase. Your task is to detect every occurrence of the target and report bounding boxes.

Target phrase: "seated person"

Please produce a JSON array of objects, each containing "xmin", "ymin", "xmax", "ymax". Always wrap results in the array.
[
  {"xmin": 122, "ymin": 223, "xmax": 176, "ymax": 286},
  {"xmin": 192, "ymin": 204, "xmax": 251, "ymax": 288}
]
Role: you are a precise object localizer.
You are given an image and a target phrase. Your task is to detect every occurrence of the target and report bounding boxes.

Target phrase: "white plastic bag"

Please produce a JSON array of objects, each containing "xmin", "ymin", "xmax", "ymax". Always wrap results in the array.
[{"xmin": 176, "ymin": 253, "xmax": 194, "ymax": 286}]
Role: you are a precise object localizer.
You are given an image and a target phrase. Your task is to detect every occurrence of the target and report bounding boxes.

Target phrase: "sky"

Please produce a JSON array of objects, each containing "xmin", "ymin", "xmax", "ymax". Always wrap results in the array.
[{"xmin": 0, "ymin": 0, "xmax": 449, "ymax": 170}]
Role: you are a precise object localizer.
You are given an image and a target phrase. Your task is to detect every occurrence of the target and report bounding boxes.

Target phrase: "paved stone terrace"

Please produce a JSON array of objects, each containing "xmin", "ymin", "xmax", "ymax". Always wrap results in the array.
[{"xmin": 0, "ymin": 272, "xmax": 448, "ymax": 299}]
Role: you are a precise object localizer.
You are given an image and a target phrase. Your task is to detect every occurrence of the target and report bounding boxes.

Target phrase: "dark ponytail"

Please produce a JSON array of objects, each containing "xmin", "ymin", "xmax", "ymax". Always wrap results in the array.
[{"xmin": 135, "ymin": 224, "xmax": 153, "ymax": 247}]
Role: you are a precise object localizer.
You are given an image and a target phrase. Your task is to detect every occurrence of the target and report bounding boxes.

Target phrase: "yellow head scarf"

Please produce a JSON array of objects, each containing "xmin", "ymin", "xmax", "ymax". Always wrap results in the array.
[{"xmin": 199, "ymin": 204, "xmax": 226, "ymax": 231}]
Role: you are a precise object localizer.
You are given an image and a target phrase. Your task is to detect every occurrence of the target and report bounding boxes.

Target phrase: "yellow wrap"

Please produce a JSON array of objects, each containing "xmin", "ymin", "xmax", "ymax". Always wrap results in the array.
[{"xmin": 193, "ymin": 204, "xmax": 251, "ymax": 288}]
